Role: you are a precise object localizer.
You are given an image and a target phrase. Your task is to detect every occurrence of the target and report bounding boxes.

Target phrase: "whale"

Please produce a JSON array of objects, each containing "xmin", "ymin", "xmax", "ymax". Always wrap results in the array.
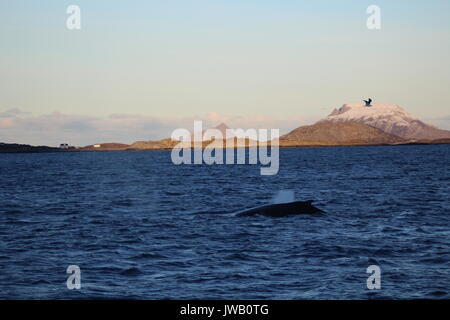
[{"xmin": 236, "ymin": 200, "xmax": 325, "ymax": 217}]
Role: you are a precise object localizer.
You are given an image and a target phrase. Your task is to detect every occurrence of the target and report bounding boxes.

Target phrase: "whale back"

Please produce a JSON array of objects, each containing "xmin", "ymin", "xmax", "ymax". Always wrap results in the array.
[{"xmin": 236, "ymin": 200, "xmax": 325, "ymax": 217}]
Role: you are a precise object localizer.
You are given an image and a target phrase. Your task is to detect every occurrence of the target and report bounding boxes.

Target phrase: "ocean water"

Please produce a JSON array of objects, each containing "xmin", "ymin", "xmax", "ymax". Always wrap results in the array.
[{"xmin": 0, "ymin": 145, "xmax": 449, "ymax": 299}]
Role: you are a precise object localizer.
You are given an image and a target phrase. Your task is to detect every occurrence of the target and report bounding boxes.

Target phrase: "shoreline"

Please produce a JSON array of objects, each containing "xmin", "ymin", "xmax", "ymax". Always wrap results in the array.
[{"xmin": 1, "ymin": 140, "xmax": 449, "ymax": 154}]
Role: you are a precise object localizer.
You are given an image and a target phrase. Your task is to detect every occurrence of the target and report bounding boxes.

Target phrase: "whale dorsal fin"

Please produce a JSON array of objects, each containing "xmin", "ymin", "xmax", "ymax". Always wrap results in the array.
[{"xmin": 272, "ymin": 190, "xmax": 295, "ymax": 204}]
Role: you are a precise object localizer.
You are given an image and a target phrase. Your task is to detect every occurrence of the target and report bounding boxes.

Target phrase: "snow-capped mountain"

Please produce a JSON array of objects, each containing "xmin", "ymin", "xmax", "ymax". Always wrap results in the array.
[{"xmin": 318, "ymin": 103, "xmax": 450, "ymax": 140}]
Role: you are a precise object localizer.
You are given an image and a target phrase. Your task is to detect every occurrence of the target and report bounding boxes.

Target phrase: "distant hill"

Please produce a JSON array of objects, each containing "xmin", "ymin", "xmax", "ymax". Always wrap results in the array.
[
  {"xmin": 130, "ymin": 123, "xmax": 244, "ymax": 150},
  {"xmin": 128, "ymin": 139, "xmax": 175, "ymax": 150},
  {"xmin": 129, "ymin": 137, "xmax": 259, "ymax": 150},
  {"xmin": 212, "ymin": 122, "xmax": 234, "ymax": 137},
  {"xmin": 0, "ymin": 142, "xmax": 65, "ymax": 153},
  {"xmin": 280, "ymin": 121, "xmax": 405, "ymax": 145},
  {"xmin": 80, "ymin": 143, "xmax": 130, "ymax": 151},
  {"xmin": 319, "ymin": 103, "xmax": 450, "ymax": 140}
]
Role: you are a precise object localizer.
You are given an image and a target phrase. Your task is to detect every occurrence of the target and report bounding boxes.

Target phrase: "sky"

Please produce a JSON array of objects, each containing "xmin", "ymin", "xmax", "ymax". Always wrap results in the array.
[{"xmin": 1, "ymin": 0, "xmax": 450, "ymax": 146}]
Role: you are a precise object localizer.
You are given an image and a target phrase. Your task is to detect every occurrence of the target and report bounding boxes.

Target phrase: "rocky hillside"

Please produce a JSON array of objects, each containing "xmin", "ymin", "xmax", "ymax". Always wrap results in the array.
[
  {"xmin": 281, "ymin": 121, "xmax": 405, "ymax": 145},
  {"xmin": 128, "ymin": 139, "xmax": 176, "ymax": 150}
]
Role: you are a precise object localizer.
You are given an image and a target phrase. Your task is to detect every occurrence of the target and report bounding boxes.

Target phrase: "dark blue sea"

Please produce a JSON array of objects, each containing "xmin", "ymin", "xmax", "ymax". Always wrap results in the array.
[{"xmin": 0, "ymin": 145, "xmax": 449, "ymax": 299}]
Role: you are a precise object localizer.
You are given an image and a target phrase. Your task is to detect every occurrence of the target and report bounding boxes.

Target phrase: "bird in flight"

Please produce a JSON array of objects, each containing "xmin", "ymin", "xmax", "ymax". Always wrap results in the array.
[{"xmin": 363, "ymin": 98, "xmax": 372, "ymax": 106}]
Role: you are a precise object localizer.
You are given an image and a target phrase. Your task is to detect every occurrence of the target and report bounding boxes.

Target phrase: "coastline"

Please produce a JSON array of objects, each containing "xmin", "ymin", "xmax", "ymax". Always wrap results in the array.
[{"xmin": 1, "ymin": 139, "xmax": 449, "ymax": 154}]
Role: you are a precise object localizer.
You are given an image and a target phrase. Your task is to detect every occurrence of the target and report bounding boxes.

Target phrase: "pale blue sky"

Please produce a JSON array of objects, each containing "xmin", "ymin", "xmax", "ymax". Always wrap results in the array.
[{"xmin": 1, "ymin": 0, "xmax": 450, "ymax": 145}]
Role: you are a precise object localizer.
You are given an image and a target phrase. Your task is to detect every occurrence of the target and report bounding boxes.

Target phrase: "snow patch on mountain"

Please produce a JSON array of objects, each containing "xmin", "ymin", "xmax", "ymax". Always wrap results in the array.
[
  {"xmin": 319, "ymin": 103, "xmax": 450, "ymax": 140},
  {"xmin": 323, "ymin": 103, "xmax": 419, "ymax": 126}
]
